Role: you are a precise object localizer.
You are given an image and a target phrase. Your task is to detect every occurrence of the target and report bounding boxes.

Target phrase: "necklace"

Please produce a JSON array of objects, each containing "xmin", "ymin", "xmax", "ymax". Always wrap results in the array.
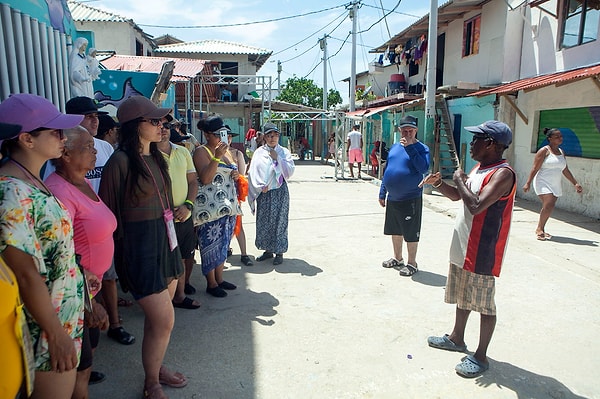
[{"xmin": 10, "ymin": 159, "xmax": 53, "ymax": 195}]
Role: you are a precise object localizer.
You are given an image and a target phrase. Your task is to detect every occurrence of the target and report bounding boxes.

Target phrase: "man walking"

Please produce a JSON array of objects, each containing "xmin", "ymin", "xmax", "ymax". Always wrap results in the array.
[
  {"xmin": 379, "ymin": 115, "xmax": 430, "ymax": 276},
  {"xmin": 346, "ymin": 123, "xmax": 363, "ymax": 179},
  {"xmin": 422, "ymin": 120, "xmax": 516, "ymax": 378}
]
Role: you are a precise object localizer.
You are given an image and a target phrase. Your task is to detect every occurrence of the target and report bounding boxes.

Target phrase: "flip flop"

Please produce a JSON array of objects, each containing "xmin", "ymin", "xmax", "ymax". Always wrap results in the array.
[
  {"xmin": 427, "ymin": 334, "xmax": 467, "ymax": 352},
  {"xmin": 159, "ymin": 367, "xmax": 188, "ymax": 388},
  {"xmin": 172, "ymin": 297, "xmax": 201, "ymax": 309},
  {"xmin": 455, "ymin": 355, "xmax": 489, "ymax": 378}
]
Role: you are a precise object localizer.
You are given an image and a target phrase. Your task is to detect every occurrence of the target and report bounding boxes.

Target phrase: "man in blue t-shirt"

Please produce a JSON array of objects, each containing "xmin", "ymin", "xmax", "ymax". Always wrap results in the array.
[{"xmin": 378, "ymin": 115, "xmax": 430, "ymax": 276}]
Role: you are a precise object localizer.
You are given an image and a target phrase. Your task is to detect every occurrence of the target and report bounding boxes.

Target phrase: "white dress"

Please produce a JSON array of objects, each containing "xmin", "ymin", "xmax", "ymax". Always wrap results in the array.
[{"xmin": 533, "ymin": 147, "xmax": 566, "ymax": 196}]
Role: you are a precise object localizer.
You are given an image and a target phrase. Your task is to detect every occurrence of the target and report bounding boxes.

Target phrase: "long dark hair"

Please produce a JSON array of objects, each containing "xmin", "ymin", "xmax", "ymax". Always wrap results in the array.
[{"xmin": 118, "ymin": 118, "xmax": 170, "ymax": 201}]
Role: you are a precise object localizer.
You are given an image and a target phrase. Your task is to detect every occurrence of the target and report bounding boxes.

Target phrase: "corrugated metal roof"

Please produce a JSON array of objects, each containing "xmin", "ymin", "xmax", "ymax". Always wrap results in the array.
[
  {"xmin": 155, "ymin": 40, "xmax": 271, "ymax": 56},
  {"xmin": 67, "ymin": 0, "xmax": 130, "ymax": 23},
  {"xmin": 471, "ymin": 63, "xmax": 600, "ymax": 96},
  {"xmin": 100, "ymin": 55, "xmax": 208, "ymax": 81}
]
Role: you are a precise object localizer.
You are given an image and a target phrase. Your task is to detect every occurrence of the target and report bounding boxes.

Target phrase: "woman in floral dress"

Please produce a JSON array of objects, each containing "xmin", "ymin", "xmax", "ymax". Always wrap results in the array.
[{"xmin": 0, "ymin": 93, "xmax": 86, "ymax": 399}]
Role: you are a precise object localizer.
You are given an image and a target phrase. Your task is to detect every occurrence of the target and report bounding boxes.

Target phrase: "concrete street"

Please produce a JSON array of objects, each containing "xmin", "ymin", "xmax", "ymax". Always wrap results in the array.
[{"xmin": 91, "ymin": 161, "xmax": 600, "ymax": 399}]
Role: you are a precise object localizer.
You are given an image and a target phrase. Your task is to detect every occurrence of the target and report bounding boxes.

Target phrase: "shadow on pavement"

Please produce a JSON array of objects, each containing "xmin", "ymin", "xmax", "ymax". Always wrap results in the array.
[
  {"xmin": 411, "ymin": 270, "xmax": 447, "ymax": 287},
  {"xmin": 243, "ymin": 257, "xmax": 322, "ymax": 277},
  {"xmin": 546, "ymin": 235, "xmax": 599, "ymax": 246},
  {"xmin": 474, "ymin": 358, "xmax": 588, "ymax": 399}
]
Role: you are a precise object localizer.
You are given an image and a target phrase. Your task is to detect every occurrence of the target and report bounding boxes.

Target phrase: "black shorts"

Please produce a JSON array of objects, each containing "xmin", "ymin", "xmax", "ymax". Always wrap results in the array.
[
  {"xmin": 175, "ymin": 217, "xmax": 197, "ymax": 259},
  {"xmin": 383, "ymin": 197, "xmax": 422, "ymax": 242},
  {"xmin": 77, "ymin": 325, "xmax": 100, "ymax": 371}
]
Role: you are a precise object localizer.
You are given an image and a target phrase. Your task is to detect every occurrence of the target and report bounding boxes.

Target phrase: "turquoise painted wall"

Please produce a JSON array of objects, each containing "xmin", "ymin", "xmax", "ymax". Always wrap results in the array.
[{"xmin": 447, "ymin": 95, "xmax": 495, "ymax": 172}]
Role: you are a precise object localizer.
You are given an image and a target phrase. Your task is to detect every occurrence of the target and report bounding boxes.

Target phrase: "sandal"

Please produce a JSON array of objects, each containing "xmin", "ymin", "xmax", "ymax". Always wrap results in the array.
[
  {"xmin": 399, "ymin": 263, "xmax": 418, "ymax": 276},
  {"xmin": 159, "ymin": 366, "xmax": 188, "ymax": 388},
  {"xmin": 273, "ymin": 253, "xmax": 283, "ymax": 265},
  {"xmin": 427, "ymin": 334, "xmax": 467, "ymax": 352},
  {"xmin": 117, "ymin": 297, "xmax": 133, "ymax": 307},
  {"xmin": 241, "ymin": 255, "xmax": 254, "ymax": 266},
  {"xmin": 172, "ymin": 297, "xmax": 201, "ymax": 309},
  {"xmin": 107, "ymin": 326, "xmax": 135, "ymax": 345},
  {"xmin": 382, "ymin": 258, "xmax": 404, "ymax": 268},
  {"xmin": 184, "ymin": 283, "xmax": 196, "ymax": 295},
  {"xmin": 143, "ymin": 384, "xmax": 167, "ymax": 399},
  {"xmin": 455, "ymin": 355, "xmax": 489, "ymax": 378}
]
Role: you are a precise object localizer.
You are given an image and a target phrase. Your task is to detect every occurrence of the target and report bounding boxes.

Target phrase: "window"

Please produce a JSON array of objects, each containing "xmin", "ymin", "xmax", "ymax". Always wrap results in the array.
[
  {"xmin": 561, "ymin": 0, "xmax": 600, "ymax": 48},
  {"xmin": 463, "ymin": 15, "xmax": 481, "ymax": 57}
]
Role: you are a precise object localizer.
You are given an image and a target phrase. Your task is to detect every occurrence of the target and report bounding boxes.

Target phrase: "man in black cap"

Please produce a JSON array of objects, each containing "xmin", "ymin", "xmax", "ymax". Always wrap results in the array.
[
  {"xmin": 422, "ymin": 120, "xmax": 516, "ymax": 378},
  {"xmin": 379, "ymin": 115, "xmax": 430, "ymax": 277}
]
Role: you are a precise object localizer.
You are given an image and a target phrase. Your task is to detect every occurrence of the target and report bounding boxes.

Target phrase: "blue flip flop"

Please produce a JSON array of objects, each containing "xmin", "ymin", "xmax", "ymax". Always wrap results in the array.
[
  {"xmin": 427, "ymin": 334, "xmax": 467, "ymax": 352},
  {"xmin": 455, "ymin": 355, "xmax": 489, "ymax": 378}
]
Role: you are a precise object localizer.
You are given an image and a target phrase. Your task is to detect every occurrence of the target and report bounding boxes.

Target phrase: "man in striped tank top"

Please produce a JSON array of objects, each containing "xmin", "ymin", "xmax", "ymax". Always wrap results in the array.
[{"xmin": 422, "ymin": 121, "xmax": 516, "ymax": 378}]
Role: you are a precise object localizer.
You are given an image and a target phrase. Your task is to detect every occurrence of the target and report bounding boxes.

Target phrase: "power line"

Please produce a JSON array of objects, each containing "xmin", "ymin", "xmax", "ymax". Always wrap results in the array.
[
  {"xmin": 361, "ymin": 2, "xmax": 421, "ymax": 19},
  {"xmin": 358, "ymin": 0, "xmax": 402, "ymax": 34},
  {"xmin": 273, "ymin": 10, "xmax": 348, "ymax": 58},
  {"xmin": 137, "ymin": 3, "xmax": 348, "ymax": 29}
]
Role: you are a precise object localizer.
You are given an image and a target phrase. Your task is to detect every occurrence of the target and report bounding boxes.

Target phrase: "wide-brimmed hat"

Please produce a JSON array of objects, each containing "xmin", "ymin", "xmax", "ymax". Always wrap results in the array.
[
  {"xmin": 465, "ymin": 120, "xmax": 512, "ymax": 147},
  {"xmin": 117, "ymin": 96, "xmax": 171, "ymax": 124},
  {"xmin": 66, "ymin": 96, "xmax": 108, "ymax": 115},
  {"xmin": 169, "ymin": 129, "xmax": 186, "ymax": 143},
  {"xmin": 0, "ymin": 93, "xmax": 83, "ymax": 133},
  {"xmin": 198, "ymin": 115, "xmax": 228, "ymax": 133}
]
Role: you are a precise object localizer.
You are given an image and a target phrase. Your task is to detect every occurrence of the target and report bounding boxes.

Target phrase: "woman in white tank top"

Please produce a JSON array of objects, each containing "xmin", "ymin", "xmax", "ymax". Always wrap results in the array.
[{"xmin": 523, "ymin": 128, "xmax": 583, "ymax": 240}]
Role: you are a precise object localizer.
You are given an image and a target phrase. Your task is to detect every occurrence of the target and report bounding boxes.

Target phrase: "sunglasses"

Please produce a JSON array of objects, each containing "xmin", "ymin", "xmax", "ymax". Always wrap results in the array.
[
  {"xmin": 470, "ymin": 135, "xmax": 494, "ymax": 145},
  {"xmin": 29, "ymin": 127, "xmax": 65, "ymax": 139},
  {"xmin": 140, "ymin": 119, "xmax": 162, "ymax": 127}
]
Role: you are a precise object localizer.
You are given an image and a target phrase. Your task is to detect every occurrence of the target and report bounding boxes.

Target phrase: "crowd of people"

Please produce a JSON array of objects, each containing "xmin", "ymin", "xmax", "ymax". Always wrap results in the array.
[
  {"xmin": 0, "ymin": 91, "xmax": 586, "ymax": 398},
  {"xmin": 0, "ymin": 93, "xmax": 295, "ymax": 399}
]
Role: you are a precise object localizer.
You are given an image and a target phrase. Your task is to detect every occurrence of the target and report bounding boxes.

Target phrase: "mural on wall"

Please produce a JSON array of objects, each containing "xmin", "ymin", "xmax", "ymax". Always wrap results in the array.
[
  {"xmin": 537, "ymin": 107, "xmax": 600, "ymax": 158},
  {"xmin": 45, "ymin": 0, "xmax": 72, "ymax": 33},
  {"xmin": 93, "ymin": 71, "xmax": 158, "ymax": 115},
  {"xmin": 3, "ymin": 0, "xmax": 77, "ymax": 36}
]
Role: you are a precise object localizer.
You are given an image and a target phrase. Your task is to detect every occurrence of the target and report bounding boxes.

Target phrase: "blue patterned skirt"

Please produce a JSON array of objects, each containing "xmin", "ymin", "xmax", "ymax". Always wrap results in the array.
[
  {"xmin": 255, "ymin": 181, "xmax": 289, "ymax": 254},
  {"xmin": 197, "ymin": 215, "xmax": 236, "ymax": 275}
]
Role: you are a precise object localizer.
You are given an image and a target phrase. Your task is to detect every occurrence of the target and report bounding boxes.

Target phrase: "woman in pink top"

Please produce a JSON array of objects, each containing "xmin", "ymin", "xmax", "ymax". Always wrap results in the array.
[{"xmin": 46, "ymin": 126, "xmax": 116, "ymax": 399}]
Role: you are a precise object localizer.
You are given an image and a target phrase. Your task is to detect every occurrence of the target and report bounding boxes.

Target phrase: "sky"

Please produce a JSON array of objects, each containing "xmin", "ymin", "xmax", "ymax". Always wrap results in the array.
[{"xmin": 85, "ymin": 0, "xmax": 443, "ymax": 102}]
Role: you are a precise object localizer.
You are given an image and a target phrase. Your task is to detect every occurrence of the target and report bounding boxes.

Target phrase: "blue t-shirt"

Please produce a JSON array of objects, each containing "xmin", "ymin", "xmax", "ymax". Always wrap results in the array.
[{"xmin": 379, "ymin": 141, "xmax": 430, "ymax": 201}]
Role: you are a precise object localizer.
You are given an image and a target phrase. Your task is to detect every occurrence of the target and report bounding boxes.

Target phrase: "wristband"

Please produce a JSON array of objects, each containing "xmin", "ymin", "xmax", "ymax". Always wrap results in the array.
[
  {"xmin": 184, "ymin": 200, "xmax": 194, "ymax": 209},
  {"xmin": 432, "ymin": 180, "xmax": 443, "ymax": 188}
]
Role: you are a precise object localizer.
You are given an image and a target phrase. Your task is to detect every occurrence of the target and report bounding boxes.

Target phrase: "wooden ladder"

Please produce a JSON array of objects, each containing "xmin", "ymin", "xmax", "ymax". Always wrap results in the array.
[{"xmin": 434, "ymin": 96, "xmax": 460, "ymax": 178}]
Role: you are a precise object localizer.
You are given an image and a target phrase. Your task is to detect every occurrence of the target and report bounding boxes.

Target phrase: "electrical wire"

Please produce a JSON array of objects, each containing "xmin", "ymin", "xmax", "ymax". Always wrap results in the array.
[
  {"xmin": 275, "ymin": 10, "xmax": 348, "ymax": 58},
  {"xmin": 137, "ymin": 3, "xmax": 348, "ymax": 29},
  {"xmin": 361, "ymin": 2, "xmax": 420, "ymax": 19},
  {"xmin": 358, "ymin": 0, "xmax": 402, "ymax": 34}
]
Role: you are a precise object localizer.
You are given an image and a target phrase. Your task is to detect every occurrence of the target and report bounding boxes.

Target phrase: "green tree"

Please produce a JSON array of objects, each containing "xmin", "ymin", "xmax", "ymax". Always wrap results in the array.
[{"xmin": 277, "ymin": 77, "xmax": 342, "ymax": 109}]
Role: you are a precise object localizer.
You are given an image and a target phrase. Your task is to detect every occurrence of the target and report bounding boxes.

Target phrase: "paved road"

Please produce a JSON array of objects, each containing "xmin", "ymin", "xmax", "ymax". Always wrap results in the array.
[{"xmin": 91, "ymin": 161, "xmax": 599, "ymax": 399}]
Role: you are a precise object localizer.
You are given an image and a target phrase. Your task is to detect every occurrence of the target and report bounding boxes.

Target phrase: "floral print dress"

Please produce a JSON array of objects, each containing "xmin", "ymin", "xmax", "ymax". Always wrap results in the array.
[{"xmin": 0, "ymin": 177, "xmax": 84, "ymax": 371}]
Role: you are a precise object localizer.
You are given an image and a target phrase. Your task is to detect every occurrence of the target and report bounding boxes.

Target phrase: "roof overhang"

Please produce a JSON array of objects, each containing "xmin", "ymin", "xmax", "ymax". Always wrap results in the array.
[
  {"xmin": 470, "ymin": 63, "xmax": 600, "ymax": 96},
  {"xmin": 370, "ymin": 0, "xmax": 491, "ymax": 53}
]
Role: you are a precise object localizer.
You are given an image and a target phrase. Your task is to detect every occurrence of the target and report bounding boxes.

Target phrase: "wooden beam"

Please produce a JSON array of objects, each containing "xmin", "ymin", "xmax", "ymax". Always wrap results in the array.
[{"xmin": 501, "ymin": 94, "xmax": 528, "ymax": 125}]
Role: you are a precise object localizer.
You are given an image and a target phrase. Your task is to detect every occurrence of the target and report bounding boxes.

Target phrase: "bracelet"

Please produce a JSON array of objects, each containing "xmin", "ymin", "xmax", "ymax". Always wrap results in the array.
[
  {"xmin": 211, "ymin": 156, "xmax": 221, "ymax": 163},
  {"xmin": 432, "ymin": 180, "xmax": 443, "ymax": 188},
  {"xmin": 184, "ymin": 199, "xmax": 194, "ymax": 208}
]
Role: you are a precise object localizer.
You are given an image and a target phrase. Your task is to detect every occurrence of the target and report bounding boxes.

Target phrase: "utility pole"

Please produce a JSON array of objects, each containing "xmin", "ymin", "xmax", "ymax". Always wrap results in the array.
[
  {"xmin": 320, "ymin": 35, "xmax": 328, "ymax": 159},
  {"xmin": 277, "ymin": 60, "xmax": 282, "ymax": 95},
  {"xmin": 349, "ymin": 1, "xmax": 358, "ymax": 112},
  {"xmin": 424, "ymin": 0, "xmax": 438, "ymax": 178}
]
